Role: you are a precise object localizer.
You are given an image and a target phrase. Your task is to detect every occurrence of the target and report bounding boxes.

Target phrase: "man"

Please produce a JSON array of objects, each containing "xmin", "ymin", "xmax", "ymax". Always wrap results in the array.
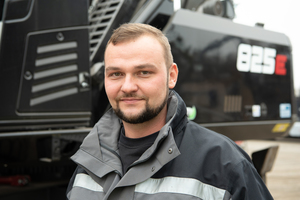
[{"xmin": 67, "ymin": 23, "xmax": 273, "ymax": 199}]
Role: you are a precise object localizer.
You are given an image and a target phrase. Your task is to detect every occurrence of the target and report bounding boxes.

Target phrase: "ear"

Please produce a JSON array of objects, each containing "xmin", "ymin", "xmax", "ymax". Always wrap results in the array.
[{"xmin": 168, "ymin": 63, "xmax": 178, "ymax": 89}]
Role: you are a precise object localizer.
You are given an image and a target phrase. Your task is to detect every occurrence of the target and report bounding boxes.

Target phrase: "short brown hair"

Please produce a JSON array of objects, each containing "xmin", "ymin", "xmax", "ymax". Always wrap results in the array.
[{"xmin": 105, "ymin": 23, "xmax": 173, "ymax": 67}]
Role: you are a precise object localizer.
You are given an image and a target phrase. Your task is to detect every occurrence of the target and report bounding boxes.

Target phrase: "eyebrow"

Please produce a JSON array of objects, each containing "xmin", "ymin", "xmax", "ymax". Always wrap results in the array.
[
  {"xmin": 135, "ymin": 64, "xmax": 157, "ymax": 70},
  {"xmin": 105, "ymin": 64, "xmax": 157, "ymax": 73},
  {"xmin": 105, "ymin": 66, "xmax": 121, "ymax": 73}
]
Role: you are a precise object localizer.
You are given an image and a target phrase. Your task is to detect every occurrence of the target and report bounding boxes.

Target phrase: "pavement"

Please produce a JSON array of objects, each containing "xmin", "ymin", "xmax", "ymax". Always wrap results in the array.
[{"xmin": 242, "ymin": 138, "xmax": 300, "ymax": 200}]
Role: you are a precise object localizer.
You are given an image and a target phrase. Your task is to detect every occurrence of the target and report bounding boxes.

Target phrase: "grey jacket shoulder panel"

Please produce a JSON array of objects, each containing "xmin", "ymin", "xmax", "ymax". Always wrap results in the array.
[{"xmin": 153, "ymin": 120, "xmax": 272, "ymax": 199}]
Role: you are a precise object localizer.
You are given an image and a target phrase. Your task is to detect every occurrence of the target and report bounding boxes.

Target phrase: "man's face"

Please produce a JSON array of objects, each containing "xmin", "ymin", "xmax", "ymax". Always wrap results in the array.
[{"xmin": 104, "ymin": 35, "xmax": 177, "ymax": 124}]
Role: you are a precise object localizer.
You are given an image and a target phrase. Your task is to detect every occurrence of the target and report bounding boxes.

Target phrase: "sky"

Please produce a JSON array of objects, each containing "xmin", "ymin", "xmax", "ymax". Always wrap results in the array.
[{"xmin": 233, "ymin": 0, "xmax": 300, "ymax": 96}]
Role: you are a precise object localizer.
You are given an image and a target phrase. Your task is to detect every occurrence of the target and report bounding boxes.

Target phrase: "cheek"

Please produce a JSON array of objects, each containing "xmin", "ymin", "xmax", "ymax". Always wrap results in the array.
[
  {"xmin": 105, "ymin": 81, "xmax": 119, "ymax": 101},
  {"xmin": 145, "ymin": 77, "xmax": 168, "ymax": 100}
]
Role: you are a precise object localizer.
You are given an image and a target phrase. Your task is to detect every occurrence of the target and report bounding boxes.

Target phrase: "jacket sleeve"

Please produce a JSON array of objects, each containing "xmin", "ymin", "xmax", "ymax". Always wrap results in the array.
[
  {"xmin": 229, "ymin": 160, "xmax": 274, "ymax": 200},
  {"xmin": 66, "ymin": 166, "xmax": 86, "ymax": 200}
]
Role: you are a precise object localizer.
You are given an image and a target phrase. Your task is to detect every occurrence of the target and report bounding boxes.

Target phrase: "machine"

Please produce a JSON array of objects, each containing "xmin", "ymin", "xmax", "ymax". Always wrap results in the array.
[{"xmin": 0, "ymin": 0, "xmax": 297, "ymax": 199}]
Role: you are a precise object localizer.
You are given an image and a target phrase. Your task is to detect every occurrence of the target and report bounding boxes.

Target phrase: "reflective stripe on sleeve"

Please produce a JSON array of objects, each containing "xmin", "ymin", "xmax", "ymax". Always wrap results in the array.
[
  {"xmin": 73, "ymin": 173, "xmax": 104, "ymax": 192},
  {"xmin": 135, "ymin": 176, "xmax": 227, "ymax": 199}
]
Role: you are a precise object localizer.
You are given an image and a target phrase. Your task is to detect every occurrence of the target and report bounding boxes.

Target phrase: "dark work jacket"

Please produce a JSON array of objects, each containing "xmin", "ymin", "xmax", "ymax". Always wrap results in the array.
[{"xmin": 66, "ymin": 91, "xmax": 273, "ymax": 200}]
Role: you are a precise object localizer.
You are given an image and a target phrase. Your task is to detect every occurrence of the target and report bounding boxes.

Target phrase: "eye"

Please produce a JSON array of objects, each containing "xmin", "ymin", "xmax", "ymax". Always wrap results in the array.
[
  {"xmin": 107, "ymin": 72, "xmax": 123, "ymax": 79},
  {"xmin": 109, "ymin": 72, "xmax": 122, "ymax": 77},
  {"xmin": 138, "ymin": 71, "xmax": 151, "ymax": 76},
  {"xmin": 112, "ymin": 72, "xmax": 122, "ymax": 76}
]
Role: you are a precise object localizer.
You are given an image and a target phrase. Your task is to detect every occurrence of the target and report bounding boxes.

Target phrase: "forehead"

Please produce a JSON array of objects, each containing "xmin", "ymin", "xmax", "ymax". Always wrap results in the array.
[
  {"xmin": 106, "ymin": 35, "xmax": 163, "ymax": 54},
  {"xmin": 105, "ymin": 35, "xmax": 165, "ymax": 66}
]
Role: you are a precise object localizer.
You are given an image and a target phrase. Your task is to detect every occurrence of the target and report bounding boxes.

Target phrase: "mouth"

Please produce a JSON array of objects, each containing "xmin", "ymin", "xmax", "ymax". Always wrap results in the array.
[{"xmin": 119, "ymin": 97, "xmax": 144, "ymax": 104}]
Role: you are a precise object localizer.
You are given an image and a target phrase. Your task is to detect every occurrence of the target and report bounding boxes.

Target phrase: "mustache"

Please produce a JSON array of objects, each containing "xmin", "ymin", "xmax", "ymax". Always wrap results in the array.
[{"xmin": 115, "ymin": 93, "xmax": 147, "ymax": 101}]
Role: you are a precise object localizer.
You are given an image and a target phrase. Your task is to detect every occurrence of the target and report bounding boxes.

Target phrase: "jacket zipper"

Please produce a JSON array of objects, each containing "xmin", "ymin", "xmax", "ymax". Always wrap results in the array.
[{"xmin": 100, "ymin": 143, "xmax": 123, "ymax": 177}]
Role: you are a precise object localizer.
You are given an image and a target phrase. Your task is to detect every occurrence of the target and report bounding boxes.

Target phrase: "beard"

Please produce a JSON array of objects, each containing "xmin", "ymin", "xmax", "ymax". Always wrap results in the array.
[{"xmin": 113, "ymin": 92, "xmax": 168, "ymax": 124}]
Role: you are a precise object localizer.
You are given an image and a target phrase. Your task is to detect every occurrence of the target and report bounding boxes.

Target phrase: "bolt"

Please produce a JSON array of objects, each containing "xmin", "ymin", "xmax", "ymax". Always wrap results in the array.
[
  {"xmin": 24, "ymin": 71, "xmax": 32, "ymax": 80},
  {"xmin": 151, "ymin": 166, "xmax": 155, "ymax": 172},
  {"xmin": 57, "ymin": 32, "xmax": 64, "ymax": 41}
]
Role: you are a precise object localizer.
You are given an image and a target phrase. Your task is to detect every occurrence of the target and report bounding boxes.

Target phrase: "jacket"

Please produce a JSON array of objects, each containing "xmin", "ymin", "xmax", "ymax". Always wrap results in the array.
[{"xmin": 66, "ymin": 91, "xmax": 273, "ymax": 200}]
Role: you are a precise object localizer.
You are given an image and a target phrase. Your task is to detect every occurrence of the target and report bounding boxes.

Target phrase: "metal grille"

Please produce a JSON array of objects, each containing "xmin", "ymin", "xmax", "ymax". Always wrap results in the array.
[
  {"xmin": 30, "ymin": 41, "xmax": 79, "ymax": 106},
  {"xmin": 89, "ymin": 0, "xmax": 123, "ymax": 61},
  {"xmin": 223, "ymin": 95, "xmax": 242, "ymax": 113}
]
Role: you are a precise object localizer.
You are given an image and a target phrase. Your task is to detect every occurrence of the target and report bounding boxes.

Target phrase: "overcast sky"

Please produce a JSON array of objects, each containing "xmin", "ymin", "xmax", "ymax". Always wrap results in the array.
[{"xmin": 233, "ymin": 0, "xmax": 300, "ymax": 96}]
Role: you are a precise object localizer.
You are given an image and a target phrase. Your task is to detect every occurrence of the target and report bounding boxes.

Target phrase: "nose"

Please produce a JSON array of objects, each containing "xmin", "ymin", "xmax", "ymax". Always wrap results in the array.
[{"xmin": 121, "ymin": 75, "xmax": 138, "ymax": 93}]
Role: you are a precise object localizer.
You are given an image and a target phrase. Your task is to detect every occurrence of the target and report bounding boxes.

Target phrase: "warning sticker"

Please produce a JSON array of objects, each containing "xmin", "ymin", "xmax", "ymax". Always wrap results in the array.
[{"xmin": 272, "ymin": 123, "xmax": 290, "ymax": 133}]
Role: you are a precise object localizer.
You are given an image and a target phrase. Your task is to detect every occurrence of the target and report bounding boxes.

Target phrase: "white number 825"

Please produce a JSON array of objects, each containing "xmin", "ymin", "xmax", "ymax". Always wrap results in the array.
[{"xmin": 237, "ymin": 43, "xmax": 276, "ymax": 75}]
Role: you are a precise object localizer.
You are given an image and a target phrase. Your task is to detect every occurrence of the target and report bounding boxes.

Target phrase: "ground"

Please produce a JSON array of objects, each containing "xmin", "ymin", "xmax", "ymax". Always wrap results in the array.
[{"xmin": 243, "ymin": 138, "xmax": 300, "ymax": 200}]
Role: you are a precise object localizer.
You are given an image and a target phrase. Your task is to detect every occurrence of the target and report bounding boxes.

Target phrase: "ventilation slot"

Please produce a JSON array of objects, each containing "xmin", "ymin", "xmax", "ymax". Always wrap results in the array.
[
  {"xmin": 37, "ymin": 42, "xmax": 77, "ymax": 54},
  {"xmin": 30, "ymin": 88, "xmax": 78, "ymax": 106},
  {"xmin": 32, "ymin": 76, "xmax": 78, "ymax": 93},
  {"xmin": 34, "ymin": 65, "xmax": 78, "ymax": 80},
  {"xmin": 35, "ymin": 53, "xmax": 77, "ymax": 67}
]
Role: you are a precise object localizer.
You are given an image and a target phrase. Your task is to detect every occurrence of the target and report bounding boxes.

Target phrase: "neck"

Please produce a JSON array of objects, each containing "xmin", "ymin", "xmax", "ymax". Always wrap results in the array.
[{"xmin": 122, "ymin": 106, "xmax": 167, "ymax": 138}]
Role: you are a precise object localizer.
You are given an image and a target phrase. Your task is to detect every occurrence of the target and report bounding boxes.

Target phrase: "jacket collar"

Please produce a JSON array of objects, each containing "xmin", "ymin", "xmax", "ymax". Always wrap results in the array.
[
  {"xmin": 167, "ymin": 90, "xmax": 188, "ymax": 133},
  {"xmin": 71, "ymin": 90, "xmax": 187, "ymax": 181}
]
